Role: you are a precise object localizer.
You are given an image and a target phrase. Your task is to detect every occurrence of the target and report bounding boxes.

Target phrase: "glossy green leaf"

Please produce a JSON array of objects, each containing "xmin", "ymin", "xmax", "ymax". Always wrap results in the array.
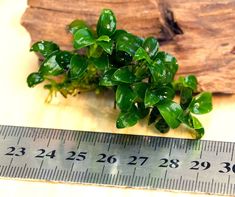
[
  {"xmin": 174, "ymin": 75, "xmax": 197, "ymax": 91},
  {"xmin": 116, "ymin": 107, "xmax": 139, "ymax": 128},
  {"xmin": 99, "ymin": 68, "xmax": 117, "ymax": 86},
  {"xmin": 131, "ymin": 82, "xmax": 148, "ymax": 101},
  {"xmin": 178, "ymin": 113, "xmax": 204, "ymax": 139},
  {"xmin": 55, "ymin": 51, "xmax": 73, "ymax": 70},
  {"xmin": 148, "ymin": 60, "xmax": 174, "ymax": 85},
  {"xmin": 116, "ymin": 32, "xmax": 143, "ymax": 56},
  {"xmin": 134, "ymin": 64, "xmax": 150, "ymax": 80},
  {"xmin": 73, "ymin": 28, "xmax": 95, "ymax": 49},
  {"xmin": 69, "ymin": 54, "xmax": 87, "ymax": 80},
  {"xmin": 155, "ymin": 118, "xmax": 170, "ymax": 133},
  {"xmin": 143, "ymin": 37, "xmax": 159, "ymax": 59},
  {"xmin": 148, "ymin": 107, "xmax": 160, "ymax": 125},
  {"xmin": 173, "ymin": 76, "xmax": 184, "ymax": 91},
  {"xmin": 96, "ymin": 35, "xmax": 111, "ymax": 42},
  {"xmin": 97, "ymin": 9, "xmax": 116, "ymax": 37},
  {"xmin": 189, "ymin": 92, "xmax": 212, "ymax": 114},
  {"xmin": 68, "ymin": 19, "xmax": 88, "ymax": 34},
  {"xmin": 183, "ymin": 75, "xmax": 197, "ymax": 91},
  {"xmin": 144, "ymin": 86, "xmax": 175, "ymax": 108},
  {"xmin": 88, "ymin": 43, "xmax": 103, "ymax": 58},
  {"xmin": 116, "ymin": 85, "xmax": 137, "ymax": 112},
  {"xmin": 157, "ymin": 100, "xmax": 183, "ymax": 128},
  {"xmin": 180, "ymin": 87, "xmax": 193, "ymax": 110},
  {"xmin": 111, "ymin": 29, "xmax": 127, "ymax": 41},
  {"xmin": 191, "ymin": 115, "xmax": 204, "ymax": 139},
  {"xmin": 27, "ymin": 72, "xmax": 44, "ymax": 87},
  {"xmin": 112, "ymin": 66, "xmax": 136, "ymax": 83},
  {"xmin": 133, "ymin": 47, "xmax": 152, "ymax": 64},
  {"xmin": 144, "ymin": 88, "xmax": 160, "ymax": 108},
  {"xmin": 30, "ymin": 41, "xmax": 59, "ymax": 58},
  {"xmin": 113, "ymin": 51, "xmax": 132, "ymax": 67},
  {"xmin": 39, "ymin": 52, "xmax": 64, "ymax": 76},
  {"xmin": 155, "ymin": 86, "xmax": 175, "ymax": 101},
  {"xmin": 97, "ymin": 40, "xmax": 114, "ymax": 54},
  {"xmin": 155, "ymin": 52, "xmax": 178, "ymax": 76},
  {"xmin": 89, "ymin": 54, "xmax": 109, "ymax": 71},
  {"xmin": 136, "ymin": 102, "xmax": 150, "ymax": 119}
]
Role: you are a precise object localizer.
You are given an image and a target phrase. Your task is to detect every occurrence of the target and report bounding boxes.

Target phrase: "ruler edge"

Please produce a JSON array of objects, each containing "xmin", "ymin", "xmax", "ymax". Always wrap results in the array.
[{"xmin": 0, "ymin": 124, "xmax": 233, "ymax": 145}]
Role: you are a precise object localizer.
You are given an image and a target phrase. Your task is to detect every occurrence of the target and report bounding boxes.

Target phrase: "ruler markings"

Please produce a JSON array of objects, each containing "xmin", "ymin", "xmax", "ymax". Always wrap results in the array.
[
  {"xmin": 76, "ymin": 132, "xmax": 82, "ymax": 149},
  {"xmin": 10, "ymin": 166, "xmax": 16, "ymax": 178},
  {"xmin": 107, "ymin": 137, "xmax": 112, "ymax": 151},
  {"xmin": 218, "ymin": 142, "xmax": 222, "ymax": 153},
  {"xmin": 1, "ymin": 125, "xmax": 235, "ymax": 195},
  {"xmin": 138, "ymin": 139, "xmax": 142, "ymax": 154},
  {"xmin": 3, "ymin": 126, "xmax": 10, "ymax": 139},
  {"xmin": 10, "ymin": 126, "xmax": 17, "ymax": 137},
  {"xmin": 230, "ymin": 143, "xmax": 235, "ymax": 161},
  {"xmin": 67, "ymin": 130, "xmax": 73, "ymax": 141},
  {"xmin": 47, "ymin": 131, "xmax": 53, "ymax": 147},
  {"xmin": 62, "ymin": 131, "xmax": 68, "ymax": 144},
  {"xmin": 227, "ymin": 175, "xmax": 230, "ymax": 194}
]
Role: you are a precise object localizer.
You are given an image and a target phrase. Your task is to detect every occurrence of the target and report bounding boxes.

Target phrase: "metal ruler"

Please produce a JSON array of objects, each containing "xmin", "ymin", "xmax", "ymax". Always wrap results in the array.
[{"xmin": 0, "ymin": 125, "xmax": 235, "ymax": 195}]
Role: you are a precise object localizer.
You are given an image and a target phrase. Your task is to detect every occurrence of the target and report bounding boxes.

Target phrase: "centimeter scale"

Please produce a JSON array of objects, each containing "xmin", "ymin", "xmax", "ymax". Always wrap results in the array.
[{"xmin": 0, "ymin": 125, "xmax": 235, "ymax": 196}]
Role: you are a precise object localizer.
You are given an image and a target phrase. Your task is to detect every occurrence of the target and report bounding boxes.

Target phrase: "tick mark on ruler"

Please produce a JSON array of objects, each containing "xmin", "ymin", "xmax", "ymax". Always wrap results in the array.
[{"xmin": 230, "ymin": 143, "xmax": 235, "ymax": 161}]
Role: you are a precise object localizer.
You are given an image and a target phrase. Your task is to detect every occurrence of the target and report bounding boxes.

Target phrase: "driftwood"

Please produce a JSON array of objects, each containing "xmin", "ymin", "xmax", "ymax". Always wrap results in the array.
[{"xmin": 21, "ymin": 0, "xmax": 235, "ymax": 93}]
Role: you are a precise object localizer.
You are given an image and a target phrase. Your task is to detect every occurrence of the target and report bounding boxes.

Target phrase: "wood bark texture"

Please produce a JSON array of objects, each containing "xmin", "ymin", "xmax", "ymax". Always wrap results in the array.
[{"xmin": 21, "ymin": 0, "xmax": 235, "ymax": 93}]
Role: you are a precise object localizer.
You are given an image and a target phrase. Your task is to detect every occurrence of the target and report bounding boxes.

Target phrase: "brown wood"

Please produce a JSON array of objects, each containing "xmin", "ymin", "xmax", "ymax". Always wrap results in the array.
[{"xmin": 21, "ymin": 0, "xmax": 235, "ymax": 93}]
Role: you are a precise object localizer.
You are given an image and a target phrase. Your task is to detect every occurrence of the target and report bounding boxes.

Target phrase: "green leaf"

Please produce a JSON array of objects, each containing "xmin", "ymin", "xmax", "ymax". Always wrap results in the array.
[
  {"xmin": 134, "ymin": 64, "xmax": 150, "ymax": 80},
  {"xmin": 144, "ymin": 88, "xmax": 160, "ymax": 108},
  {"xmin": 97, "ymin": 9, "xmax": 116, "ymax": 37},
  {"xmin": 174, "ymin": 75, "xmax": 197, "ymax": 91},
  {"xmin": 112, "ymin": 66, "xmax": 136, "ymax": 83},
  {"xmin": 27, "ymin": 72, "xmax": 44, "ymax": 87},
  {"xmin": 133, "ymin": 47, "xmax": 152, "ymax": 64},
  {"xmin": 73, "ymin": 28, "xmax": 95, "ymax": 49},
  {"xmin": 111, "ymin": 29, "xmax": 127, "ymax": 41},
  {"xmin": 155, "ymin": 52, "xmax": 178, "ymax": 76},
  {"xmin": 191, "ymin": 115, "xmax": 204, "ymax": 139},
  {"xmin": 189, "ymin": 92, "xmax": 212, "ymax": 114},
  {"xmin": 68, "ymin": 19, "xmax": 89, "ymax": 34},
  {"xmin": 183, "ymin": 75, "xmax": 197, "ymax": 91},
  {"xmin": 155, "ymin": 86, "xmax": 175, "ymax": 101},
  {"xmin": 144, "ymin": 86, "xmax": 175, "ymax": 108},
  {"xmin": 180, "ymin": 87, "xmax": 193, "ymax": 110},
  {"xmin": 55, "ymin": 51, "xmax": 73, "ymax": 70},
  {"xmin": 97, "ymin": 40, "xmax": 114, "ymax": 54},
  {"xmin": 155, "ymin": 118, "xmax": 170, "ymax": 133},
  {"xmin": 116, "ymin": 107, "xmax": 140, "ymax": 128},
  {"xmin": 178, "ymin": 113, "xmax": 204, "ymax": 139},
  {"xmin": 99, "ymin": 68, "xmax": 117, "ymax": 86},
  {"xmin": 89, "ymin": 54, "xmax": 109, "ymax": 71},
  {"xmin": 113, "ymin": 51, "xmax": 132, "ymax": 67},
  {"xmin": 88, "ymin": 43, "xmax": 103, "ymax": 58},
  {"xmin": 116, "ymin": 85, "xmax": 137, "ymax": 112},
  {"xmin": 97, "ymin": 35, "xmax": 111, "ymax": 42},
  {"xmin": 148, "ymin": 60, "xmax": 174, "ymax": 85},
  {"xmin": 69, "ymin": 54, "xmax": 88, "ymax": 80},
  {"xmin": 173, "ymin": 76, "xmax": 184, "ymax": 91},
  {"xmin": 30, "ymin": 41, "xmax": 59, "ymax": 58},
  {"xmin": 131, "ymin": 82, "xmax": 148, "ymax": 102},
  {"xmin": 148, "ymin": 107, "xmax": 160, "ymax": 125},
  {"xmin": 116, "ymin": 32, "xmax": 143, "ymax": 56},
  {"xmin": 157, "ymin": 100, "xmax": 183, "ymax": 128},
  {"xmin": 143, "ymin": 37, "xmax": 159, "ymax": 59},
  {"xmin": 136, "ymin": 102, "xmax": 150, "ymax": 119},
  {"xmin": 39, "ymin": 52, "xmax": 64, "ymax": 76}
]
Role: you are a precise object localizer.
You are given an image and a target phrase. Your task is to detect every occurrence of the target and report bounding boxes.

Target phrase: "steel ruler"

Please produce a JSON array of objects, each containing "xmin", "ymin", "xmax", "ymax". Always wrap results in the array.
[{"xmin": 0, "ymin": 124, "xmax": 234, "ymax": 195}]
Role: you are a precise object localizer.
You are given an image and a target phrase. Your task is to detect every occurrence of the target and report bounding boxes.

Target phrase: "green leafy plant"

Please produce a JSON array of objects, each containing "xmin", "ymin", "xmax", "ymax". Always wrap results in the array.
[{"xmin": 27, "ymin": 9, "xmax": 212, "ymax": 138}]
